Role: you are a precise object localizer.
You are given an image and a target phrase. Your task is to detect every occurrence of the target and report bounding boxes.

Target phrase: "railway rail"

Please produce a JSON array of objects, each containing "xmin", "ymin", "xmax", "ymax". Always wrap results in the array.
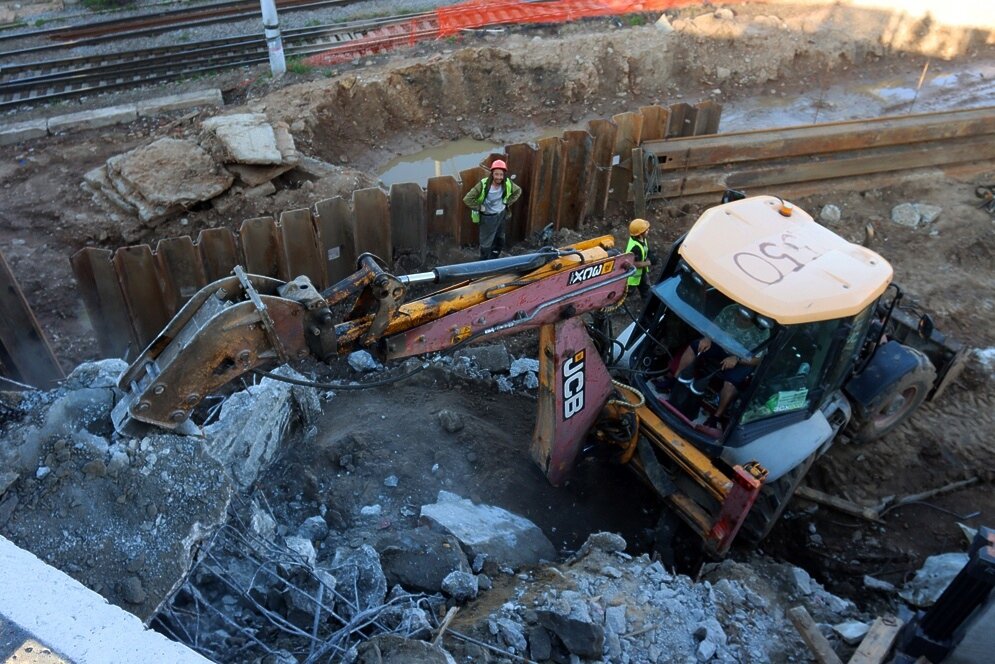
[
  {"xmin": 0, "ymin": 0, "xmax": 366, "ymax": 48},
  {"xmin": 0, "ymin": 13, "xmax": 432, "ymax": 109}
]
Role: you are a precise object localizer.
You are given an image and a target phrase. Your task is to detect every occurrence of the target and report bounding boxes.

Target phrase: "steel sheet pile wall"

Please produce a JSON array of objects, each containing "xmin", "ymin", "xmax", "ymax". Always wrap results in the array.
[{"xmin": 68, "ymin": 102, "xmax": 721, "ymax": 358}]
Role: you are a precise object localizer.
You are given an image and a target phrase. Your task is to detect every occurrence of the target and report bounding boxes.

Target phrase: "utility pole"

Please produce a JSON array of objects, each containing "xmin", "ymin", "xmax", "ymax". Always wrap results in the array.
[{"xmin": 259, "ymin": 0, "xmax": 286, "ymax": 77}]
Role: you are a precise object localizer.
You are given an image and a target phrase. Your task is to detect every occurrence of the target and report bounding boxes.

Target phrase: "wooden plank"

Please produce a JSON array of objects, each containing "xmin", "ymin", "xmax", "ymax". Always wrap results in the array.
[
  {"xmin": 645, "ymin": 105, "xmax": 995, "ymax": 171},
  {"xmin": 458, "ymin": 167, "xmax": 486, "ymax": 246},
  {"xmin": 666, "ymin": 102, "xmax": 696, "ymax": 137},
  {"xmin": 154, "ymin": 236, "xmax": 206, "ymax": 317},
  {"xmin": 693, "ymin": 100, "xmax": 722, "ymax": 135},
  {"xmin": 0, "ymin": 250, "xmax": 64, "ymax": 387},
  {"xmin": 654, "ymin": 135, "xmax": 995, "ymax": 199},
  {"xmin": 426, "ymin": 176, "xmax": 461, "ymax": 239},
  {"xmin": 795, "ymin": 486, "xmax": 883, "ymax": 523},
  {"xmin": 787, "ymin": 606, "xmax": 843, "ymax": 664},
  {"xmin": 848, "ymin": 616, "xmax": 904, "ymax": 664},
  {"xmin": 587, "ymin": 119, "xmax": 618, "ymax": 219},
  {"xmin": 314, "ymin": 196, "xmax": 357, "ymax": 284},
  {"xmin": 353, "ymin": 187, "xmax": 392, "ymax": 261},
  {"xmin": 389, "ymin": 182, "xmax": 427, "ymax": 262},
  {"xmin": 240, "ymin": 216, "xmax": 284, "ymax": 280},
  {"xmin": 281, "ymin": 207, "xmax": 325, "ymax": 287},
  {"xmin": 196, "ymin": 228, "xmax": 239, "ymax": 281},
  {"xmin": 557, "ymin": 131, "xmax": 594, "ymax": 229},
  {"xmin": 113, "ymin": 245, "xmax": 171, "ymax": 349},
  {"xmin": 639, "ymin": 105, "xmax": 670, "ymax": 141},
  {"xmin": 70, "ymin": 247, "xmax": 137, "ymax": 359},
  {"xmin": 506, "ymin": 142, "xmax": 535, "ymax": 243}
]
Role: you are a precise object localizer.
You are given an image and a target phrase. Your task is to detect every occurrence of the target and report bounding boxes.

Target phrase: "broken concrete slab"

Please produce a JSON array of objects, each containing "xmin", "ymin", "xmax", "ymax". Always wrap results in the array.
[
  {"xmin": 295, "ymin": 154, "xmax": 339, "ymax": 179},
  {"xmin": 48, "ymin": 104, "xmax": 138, "ymax": 133},
  {"xmin": 107, "ymin": 137, "xmax": 233, "ymax": 208},
  {"xmin": 202, "ymin": 113, "xmax": 283, "ymax": 165},
  {"xmin": 419, "ymin": 491, "xmax": 558, "ymax": 569},
  {"xmin": 136, "ymin": 89, "xmax": 224, "ymax": 116},
  {"xmin": 375, "ymin": 527, "xmax": 470, "ymax": 593},
  {"xmin": 202, "ymin": 365, "xmax": 320, "ymax": 489},
  {"xmin": 0, "ymin": 118, "xmax": 48, "ymax": 146}
]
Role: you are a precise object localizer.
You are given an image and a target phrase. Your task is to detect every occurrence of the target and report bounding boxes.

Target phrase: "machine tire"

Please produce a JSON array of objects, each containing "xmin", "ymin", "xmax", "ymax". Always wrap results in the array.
[
  {"xmin": 848, "ymin": 350, "xmax": 936, "ymax": 444},
  {"xmin": 738, "ymin": 451, "xmax": 818, "ymax": 547}
]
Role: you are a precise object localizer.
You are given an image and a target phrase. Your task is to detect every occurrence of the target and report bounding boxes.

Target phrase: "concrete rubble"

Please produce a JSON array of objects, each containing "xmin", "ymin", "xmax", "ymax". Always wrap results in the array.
[
  {"xmin": 0, "ymin": 359, "xmax": 320, "ymax": 622},
  {"xmin": 81, "ymin": 113, "xmax": 306, "ymax": 226},
  {"xmin": 1, "ymin": 352, "xmax": 983, "ymax": 663}
]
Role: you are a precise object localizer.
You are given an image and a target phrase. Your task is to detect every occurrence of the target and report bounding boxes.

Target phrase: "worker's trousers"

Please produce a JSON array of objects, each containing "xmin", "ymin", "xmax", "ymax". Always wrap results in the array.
[{"xmin": 478, "ymin": 210, "xmax": 507, "ymax": 260}]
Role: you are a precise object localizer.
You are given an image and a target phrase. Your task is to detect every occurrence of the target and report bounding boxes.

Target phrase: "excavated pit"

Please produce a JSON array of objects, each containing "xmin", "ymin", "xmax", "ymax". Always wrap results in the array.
[{"xmin": 2, "ymin": 2, "xmax": 995, "ymax": 661}]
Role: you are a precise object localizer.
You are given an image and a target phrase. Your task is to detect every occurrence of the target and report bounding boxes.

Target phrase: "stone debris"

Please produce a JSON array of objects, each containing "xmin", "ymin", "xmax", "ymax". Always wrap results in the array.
[
  {"xmin": 891, "ymin": 202, "xmax": 943, "ymax": 229},
  {"xmin": 833, "ymin": 619, "xmax": 870, "ymax": 645},
  {"xmin": 348, "ymin": 350, "xmax": 382, "ymax": 372},
  {"xmin": 376, "ymin": 527, "xmax": 470, "ymax": 594},
  {"xmin": 899, "ymin": 552, "xmax": 969, "ymax": 607},
  {"xmin": 81, "ymin": 113, "xmax": 306, "ymax": 226},
  {"xmin": 420, "ymin": 490, "xmax": 558, "ymax": 570},
  {"xmin": 820, "ymin": 203, "xmax": 842, "ymax": 224},
  {"xmin": 441, "ymin": 570, "xmax": 479, "ymax": 603},
  {"xmin": 455, "ymin": 344, "xmax": 512, "ymax": 373}
]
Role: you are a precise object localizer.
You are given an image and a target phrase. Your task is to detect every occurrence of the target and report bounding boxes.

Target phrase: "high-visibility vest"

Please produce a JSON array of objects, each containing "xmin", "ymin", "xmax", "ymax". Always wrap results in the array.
[
  {"xmin": 471, "ymin": 178, "xmax": 514, "ymax": 223},
  {"xmin": 626, "ymin": 235, "xmax": 648, "ymax": 287}
]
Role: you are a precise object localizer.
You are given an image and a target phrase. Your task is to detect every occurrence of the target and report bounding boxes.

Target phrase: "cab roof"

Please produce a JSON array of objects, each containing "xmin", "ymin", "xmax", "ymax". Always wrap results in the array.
[{"xmin": 678, "ymin": 196, "xmax": 892, "ymax": 325}]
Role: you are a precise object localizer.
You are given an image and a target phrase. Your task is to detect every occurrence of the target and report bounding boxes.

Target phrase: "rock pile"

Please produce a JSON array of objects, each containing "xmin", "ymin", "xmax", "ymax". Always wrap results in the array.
[{"xmin": 81, "ymin": 113, "xmax": 304, "ymax": 226}]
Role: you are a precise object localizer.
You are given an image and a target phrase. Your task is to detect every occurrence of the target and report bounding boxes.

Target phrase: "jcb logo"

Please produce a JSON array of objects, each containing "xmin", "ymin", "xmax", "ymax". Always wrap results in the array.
[
  {"xmin": 568, "ymin": 260, "xmax": 614, "ymax": 285},
  {"xmin": 563, "ymin": 350, "xmax": 585, "ymax": 420}
]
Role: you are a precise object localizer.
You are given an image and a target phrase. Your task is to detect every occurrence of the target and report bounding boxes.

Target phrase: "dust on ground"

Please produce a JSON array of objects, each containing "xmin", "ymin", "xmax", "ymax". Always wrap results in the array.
[{"xmin": 1, "ymin": 0, "xmax": 994, "ymax": 620}]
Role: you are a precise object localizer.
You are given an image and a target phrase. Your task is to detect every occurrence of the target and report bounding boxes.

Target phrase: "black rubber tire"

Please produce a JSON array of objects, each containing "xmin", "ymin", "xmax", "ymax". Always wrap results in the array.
[
  {"xmin": 847, "ymin": 349, "xmax": 936, "ymax": 444},
  {"xmin": 738, "ymin": 451, "xmax": 818, "ymax": 547}
]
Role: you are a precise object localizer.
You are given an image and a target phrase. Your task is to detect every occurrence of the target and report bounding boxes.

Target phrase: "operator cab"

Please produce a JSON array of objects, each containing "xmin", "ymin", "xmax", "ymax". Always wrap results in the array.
[
  {"xmin": 625, "ymin": 261, "xmax": 876, "ymax": 455},
  {"xmin": 617, "ymin": 195, "xmax": 892, "ymax": 459}
]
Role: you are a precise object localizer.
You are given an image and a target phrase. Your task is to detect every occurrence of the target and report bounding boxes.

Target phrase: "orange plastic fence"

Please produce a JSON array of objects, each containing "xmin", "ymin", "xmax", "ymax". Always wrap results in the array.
[
  {"xmin": 435, "ymin": 0, "xmax": 705, "ymax": 37},
  {"xmin": 307, "ymin": 0, "xmax": 713, "ymax": 67}
]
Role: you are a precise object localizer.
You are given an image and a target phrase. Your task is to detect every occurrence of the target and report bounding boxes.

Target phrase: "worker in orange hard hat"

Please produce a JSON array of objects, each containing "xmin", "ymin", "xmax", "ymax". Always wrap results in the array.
[
  {"xmin": 626, "ymin": 218, "xmax": 654, "ymax": 299},
  {"xmin": 463, "ymin": 158, "xmax": 523, "ymax": 260}
]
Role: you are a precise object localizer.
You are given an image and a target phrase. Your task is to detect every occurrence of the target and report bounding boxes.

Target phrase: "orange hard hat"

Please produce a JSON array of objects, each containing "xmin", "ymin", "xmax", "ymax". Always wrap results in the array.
[
  {"xmin": 490, "ymin": 159, "xmax": 508, "ymax": 172},
  {"xmin": 629, "ymin": 218, "xmax": 650, "ymax": 236}
]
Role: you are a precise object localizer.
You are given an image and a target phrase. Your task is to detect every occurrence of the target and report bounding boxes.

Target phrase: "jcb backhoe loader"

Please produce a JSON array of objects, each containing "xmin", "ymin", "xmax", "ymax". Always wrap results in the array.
[{"xmin": 112, "ymin": 195, "xmax": 964, "ymax": 555}]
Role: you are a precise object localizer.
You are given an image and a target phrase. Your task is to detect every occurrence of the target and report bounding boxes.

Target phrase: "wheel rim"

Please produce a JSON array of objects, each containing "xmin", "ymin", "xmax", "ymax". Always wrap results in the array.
[{"xmin": 873, "ymin": 386, "xmax": 919, "ymax": 430}]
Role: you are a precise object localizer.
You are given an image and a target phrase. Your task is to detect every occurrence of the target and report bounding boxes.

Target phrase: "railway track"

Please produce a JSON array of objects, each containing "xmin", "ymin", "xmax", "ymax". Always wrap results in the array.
[{"xmin": 0, "ymin": 13, "xmax": 433, "ymax": 110}]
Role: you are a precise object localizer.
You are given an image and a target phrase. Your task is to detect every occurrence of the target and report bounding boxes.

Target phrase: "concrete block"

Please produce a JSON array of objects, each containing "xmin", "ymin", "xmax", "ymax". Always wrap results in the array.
[
  {"xmin": 0, "ymin": 119, "xmax": 48, "ymax": 146},
  {"xmin": 48, "ymin": 104, "xmax": 138, "ymax": 133},
  {"xmin": 420, "ymin": 491, "xmax": 557, "ymax": 569},
  {"xmin": 137, "ymin": 89, "xmax": 224, "ymax": 116},
  {"xmin": 0, "ymin": 535, "xmax": 210, "ymax": 663}
]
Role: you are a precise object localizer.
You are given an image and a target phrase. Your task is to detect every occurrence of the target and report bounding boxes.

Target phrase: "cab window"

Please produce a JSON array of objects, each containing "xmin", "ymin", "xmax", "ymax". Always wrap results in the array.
[{"xmin": 741, "ymin": 318, "xmax": 840, "ymax": 423}]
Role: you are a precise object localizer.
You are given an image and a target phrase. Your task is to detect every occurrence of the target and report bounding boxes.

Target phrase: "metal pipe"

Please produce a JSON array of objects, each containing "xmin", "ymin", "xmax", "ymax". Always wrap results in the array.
[{"xmin": 259, "ymin": 0, "xmax": 285, "ymax": 76}]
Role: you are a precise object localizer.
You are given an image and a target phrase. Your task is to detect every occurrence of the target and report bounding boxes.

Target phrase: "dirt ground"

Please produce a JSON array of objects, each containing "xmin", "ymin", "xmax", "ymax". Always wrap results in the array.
[{"xmin": 2, "ymin": 0, "xmax": 994, "ymax": 611}]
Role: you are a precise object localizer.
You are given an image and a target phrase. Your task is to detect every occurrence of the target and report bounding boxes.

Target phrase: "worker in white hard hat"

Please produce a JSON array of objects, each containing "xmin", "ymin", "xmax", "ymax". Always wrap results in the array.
[
  {"xmin": 463, "ymin": 159, "xmax": 523, "ymax": 260},
  {"xmin": 626, "ymin": 218, "xmax": 653, "ymax": 299}
]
